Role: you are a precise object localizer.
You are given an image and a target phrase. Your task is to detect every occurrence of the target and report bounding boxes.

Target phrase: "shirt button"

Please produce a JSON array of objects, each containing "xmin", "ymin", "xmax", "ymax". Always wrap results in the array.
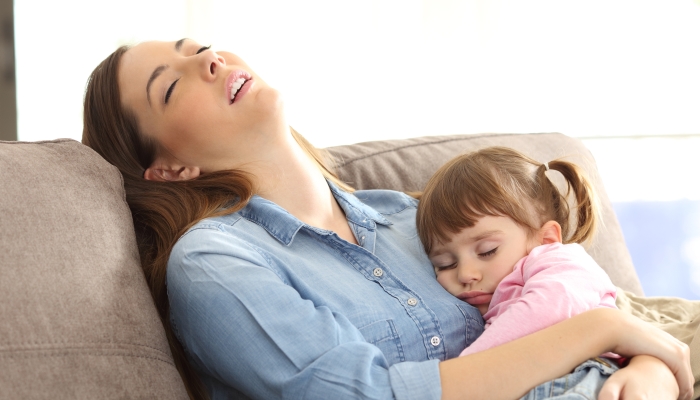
[
  {"xmin": 430, "ymin": 336, "xmax": 441, "ymax": 346},
  {"xmin": 407, "ymin": 298, "xmax": 418, "ymax": 306},
  {"xmin": 373, "ymin": 268, "xmax": 383, "ymax": 277}
]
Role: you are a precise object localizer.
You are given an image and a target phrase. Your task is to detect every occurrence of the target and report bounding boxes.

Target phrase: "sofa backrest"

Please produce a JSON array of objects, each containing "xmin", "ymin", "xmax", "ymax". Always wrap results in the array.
[
  {"xmin": 327, "ymin": 133, "xmax": 643, "ymax": 295},
  {"xmin": 0, "ymin": 139, "xmax": 189, "ymax": 399}
]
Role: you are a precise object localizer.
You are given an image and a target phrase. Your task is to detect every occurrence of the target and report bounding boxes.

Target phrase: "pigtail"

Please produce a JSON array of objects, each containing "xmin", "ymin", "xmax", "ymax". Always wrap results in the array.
[
  {"xmin": 536, "ymin": 163, "xmax": 571, "ymax": 240},
  {"xmin": 545, "ymin": 160, "xmax": 598, "ymax": 245}
]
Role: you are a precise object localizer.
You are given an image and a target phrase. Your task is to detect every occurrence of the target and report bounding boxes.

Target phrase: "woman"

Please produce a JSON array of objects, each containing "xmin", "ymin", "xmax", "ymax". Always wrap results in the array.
[{"xmin": 82, "ymin": 39, "xmax": 692, "ymax": 399}]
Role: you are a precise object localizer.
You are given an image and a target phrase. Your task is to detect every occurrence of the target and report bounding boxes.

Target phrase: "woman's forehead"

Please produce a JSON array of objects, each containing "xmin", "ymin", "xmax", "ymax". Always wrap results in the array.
[
  {"xmin": 118, "ymin": 42, "xmax": 175, "ymax": 100},
  {"xmin": 116, "ymin": 41, "xmax": 178, "ymax": 135},
  {"xmin": 122, "ymin": 41, "xmax": 172, "ymax": 70}
]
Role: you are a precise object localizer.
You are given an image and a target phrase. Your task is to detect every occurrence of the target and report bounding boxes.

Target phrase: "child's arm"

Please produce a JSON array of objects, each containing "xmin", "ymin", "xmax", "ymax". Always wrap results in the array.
[{"xmin": 460, "ymin": 243, "xmax": 617, "ymax": 356}]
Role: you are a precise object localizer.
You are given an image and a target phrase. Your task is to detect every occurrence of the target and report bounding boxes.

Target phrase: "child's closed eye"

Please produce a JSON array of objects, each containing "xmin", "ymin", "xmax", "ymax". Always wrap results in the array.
[
  {"xmin": 434, "ymin": 263, "xmax": 457, "ymax": 272},
  {"xmin": 478, "ymin": 247, "xmax": 498, "ymax": 258}
]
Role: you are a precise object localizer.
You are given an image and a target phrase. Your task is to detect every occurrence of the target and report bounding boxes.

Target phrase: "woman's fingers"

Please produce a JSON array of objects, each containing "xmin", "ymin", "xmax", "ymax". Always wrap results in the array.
[
  {"xmin": 612, "ymin": 312, "xmax": 693, "ymax": 399},
  {"xmin": 674, "ymin": 342, "xmax": 693, "ymax": 400},
  {"xmin": 599, "ymin": 355, "xmax": 679, "ymax": 400},
  {"xmin": 598, "ymin": 378, "xmax": 622, "ymax": 400}
]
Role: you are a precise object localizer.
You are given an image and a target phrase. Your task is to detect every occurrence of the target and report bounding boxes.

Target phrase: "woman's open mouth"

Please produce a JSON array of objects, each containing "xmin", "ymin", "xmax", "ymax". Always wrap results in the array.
[{"xmin": 227, "ymin": 71, "xmax": 254, "ymax": 104}]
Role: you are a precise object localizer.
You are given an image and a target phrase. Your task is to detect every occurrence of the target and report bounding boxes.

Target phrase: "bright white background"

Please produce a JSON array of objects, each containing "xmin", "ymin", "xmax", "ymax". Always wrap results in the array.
[{"xmin": 14, "ymin": 0, "xmax": 700, "ymax": 200}]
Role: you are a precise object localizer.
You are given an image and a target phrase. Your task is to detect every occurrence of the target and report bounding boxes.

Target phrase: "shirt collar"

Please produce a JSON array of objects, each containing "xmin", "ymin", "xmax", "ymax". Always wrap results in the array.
[
  {"xmin": 239, "ymin": 180, "xmax": 392, "ymax": 246},
  {"xmin": 328, "ymin": 181, "xmax": 391, "ymax": 229}
]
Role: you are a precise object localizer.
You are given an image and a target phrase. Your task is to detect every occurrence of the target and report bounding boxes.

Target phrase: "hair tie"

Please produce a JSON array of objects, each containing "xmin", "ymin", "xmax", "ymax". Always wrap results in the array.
[{"xmin": 543, "ymin": 162, "xmax": 550, "ymax": 171}]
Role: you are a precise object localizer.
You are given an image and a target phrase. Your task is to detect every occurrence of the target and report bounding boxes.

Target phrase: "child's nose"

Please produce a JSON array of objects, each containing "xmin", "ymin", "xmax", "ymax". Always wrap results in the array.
[{"xmin": 456, "ymin": 263, "xmax": 481, "ymax": 284}]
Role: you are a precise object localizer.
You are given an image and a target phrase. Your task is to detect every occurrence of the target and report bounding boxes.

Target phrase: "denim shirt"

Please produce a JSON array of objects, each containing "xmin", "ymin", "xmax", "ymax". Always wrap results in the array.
[{"xmin": 167, "ymin": 183, "xmax": 484, "ymax": 400}]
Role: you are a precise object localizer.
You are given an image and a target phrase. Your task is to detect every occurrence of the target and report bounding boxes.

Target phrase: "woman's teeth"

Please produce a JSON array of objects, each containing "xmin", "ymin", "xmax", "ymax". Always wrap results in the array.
[{"xmin": 230, "ymin": 78, "xmax": 246, "ymax": 102}]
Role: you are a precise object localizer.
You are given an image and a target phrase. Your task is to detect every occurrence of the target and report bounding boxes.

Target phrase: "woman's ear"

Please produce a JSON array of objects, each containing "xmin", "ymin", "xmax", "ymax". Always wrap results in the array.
[
  {"xmin": 538, "ymin": 220, "xmax": 563, "ymax": 245},
  {"xmin": 144, "ymin": 158, "xmax": 201, "ymax": 182}
]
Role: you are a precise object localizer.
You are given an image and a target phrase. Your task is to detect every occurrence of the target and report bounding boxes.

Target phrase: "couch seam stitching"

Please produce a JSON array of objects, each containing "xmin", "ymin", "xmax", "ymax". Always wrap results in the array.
[
  {"xmin": 0, "ymin": 341, "xmax": 170, "ymax": 358},
  {"xmin": 0, "ymin": 350, "xmax": 176, "ymax": 366}
]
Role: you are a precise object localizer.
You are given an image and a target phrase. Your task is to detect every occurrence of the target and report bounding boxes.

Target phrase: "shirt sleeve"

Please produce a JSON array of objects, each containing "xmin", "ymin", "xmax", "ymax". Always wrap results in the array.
[
  {"xmin": 460, "ymin": 243, "xmax": 617, "ymax": 357},
  {"xmin": 167, "ymin": 226, "xmax": 442, "ymax": 400}
]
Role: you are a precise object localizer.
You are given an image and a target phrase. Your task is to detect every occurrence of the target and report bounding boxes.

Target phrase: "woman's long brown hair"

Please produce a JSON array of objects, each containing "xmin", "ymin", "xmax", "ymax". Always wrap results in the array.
[{"xmin": 82, "ymin": 45, "xmax": 350, "ymax": 399}]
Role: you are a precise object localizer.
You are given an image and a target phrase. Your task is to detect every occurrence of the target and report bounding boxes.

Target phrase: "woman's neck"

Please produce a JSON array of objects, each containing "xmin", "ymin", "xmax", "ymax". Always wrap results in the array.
[{"xmin": 247, "ymin": 131, "xmax": 356, "ymax": 243}]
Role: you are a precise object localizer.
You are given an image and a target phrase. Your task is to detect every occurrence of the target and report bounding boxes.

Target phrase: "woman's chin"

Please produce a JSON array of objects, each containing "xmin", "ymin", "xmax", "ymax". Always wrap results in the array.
[
  {"xmin": 253, "ymin": 87, "xmax": 287, "ymax": 123},
  {"xmin": 259, "ymin": 86, "xmax": 284, "ymax": 110}
]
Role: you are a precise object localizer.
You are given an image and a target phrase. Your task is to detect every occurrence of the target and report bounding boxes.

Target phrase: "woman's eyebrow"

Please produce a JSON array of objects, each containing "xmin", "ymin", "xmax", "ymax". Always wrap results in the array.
[{"xmin": 175, "ymin": 38, "xmax": 188, "ymax": 52}]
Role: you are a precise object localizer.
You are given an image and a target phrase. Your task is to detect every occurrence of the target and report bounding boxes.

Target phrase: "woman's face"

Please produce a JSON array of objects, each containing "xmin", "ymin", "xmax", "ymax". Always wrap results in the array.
[{"xmin": 118, "ymin": 39, "xmax": 285, "ymax": 174}]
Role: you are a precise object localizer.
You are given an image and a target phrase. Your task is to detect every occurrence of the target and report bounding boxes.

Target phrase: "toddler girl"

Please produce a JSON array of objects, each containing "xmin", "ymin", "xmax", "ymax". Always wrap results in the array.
[{"xmin": 416, "ymin": 146, "xmax": 621, "ymax": 398}]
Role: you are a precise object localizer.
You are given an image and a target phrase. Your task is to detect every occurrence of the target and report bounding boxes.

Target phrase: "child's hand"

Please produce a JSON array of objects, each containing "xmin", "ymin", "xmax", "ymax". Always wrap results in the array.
[{"xmin": 598, "ymin": 355, "xmax": 679, "ymax": 400}]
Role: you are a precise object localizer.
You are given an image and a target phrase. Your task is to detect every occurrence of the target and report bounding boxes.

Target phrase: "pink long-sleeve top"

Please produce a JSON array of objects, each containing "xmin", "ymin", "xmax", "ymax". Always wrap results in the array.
[{"xmin": 460, "ymin": 242, "xmax": 618, "ymax": 357}]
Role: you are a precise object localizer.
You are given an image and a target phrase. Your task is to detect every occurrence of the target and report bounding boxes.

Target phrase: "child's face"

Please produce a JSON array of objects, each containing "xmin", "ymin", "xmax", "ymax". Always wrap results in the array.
[{"xmin": 428, "ymin": 215, "xmax": 540, "ymax": 315}]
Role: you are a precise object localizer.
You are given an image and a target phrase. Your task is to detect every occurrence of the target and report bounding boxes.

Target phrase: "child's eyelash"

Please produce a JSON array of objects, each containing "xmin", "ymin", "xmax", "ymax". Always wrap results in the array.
[
  {"xmin": 435, "ymin": 263, "xmax": 456, "ymax": 272},
  {"xmin": 478, "ymin": 247, "xmax": 498, "ymax": 257}
]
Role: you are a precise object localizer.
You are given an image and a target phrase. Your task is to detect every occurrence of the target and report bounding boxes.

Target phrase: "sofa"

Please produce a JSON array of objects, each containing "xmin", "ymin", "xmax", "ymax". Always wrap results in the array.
[{"xmin": 0, "ymin": 132, "xmax": 656, "ymax": 398}]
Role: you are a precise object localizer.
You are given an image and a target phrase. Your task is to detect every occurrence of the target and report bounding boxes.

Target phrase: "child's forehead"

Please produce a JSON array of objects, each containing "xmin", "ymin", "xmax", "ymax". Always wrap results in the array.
[{"xmin": 430, "ymin": 215, "xmax": 529, "ymax": 250}]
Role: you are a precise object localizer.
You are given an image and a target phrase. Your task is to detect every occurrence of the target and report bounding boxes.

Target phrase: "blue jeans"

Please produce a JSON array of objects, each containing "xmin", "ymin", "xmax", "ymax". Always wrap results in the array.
[{"xmin": 521, "ymin": 358, "xmax": 620, "ymax": 400}]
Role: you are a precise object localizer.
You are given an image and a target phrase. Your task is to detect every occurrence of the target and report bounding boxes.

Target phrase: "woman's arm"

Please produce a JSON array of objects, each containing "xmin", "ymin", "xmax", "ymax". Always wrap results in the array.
[{"xmin": 439, "ymin": 308, "xmax": 692, "ymax": 400}]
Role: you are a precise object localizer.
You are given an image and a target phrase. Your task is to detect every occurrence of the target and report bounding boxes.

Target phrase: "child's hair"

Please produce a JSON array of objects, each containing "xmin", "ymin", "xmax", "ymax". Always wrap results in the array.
[{"xmin": 416, "ymin": 146, "xmax": 598, "ymax": 254}]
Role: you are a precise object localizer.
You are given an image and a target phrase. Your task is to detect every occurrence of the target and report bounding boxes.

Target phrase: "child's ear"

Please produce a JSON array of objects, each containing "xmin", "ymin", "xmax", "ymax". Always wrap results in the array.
[{"xmin": 538, "ymin": 220, "xmax": 563, "ymax": 245}]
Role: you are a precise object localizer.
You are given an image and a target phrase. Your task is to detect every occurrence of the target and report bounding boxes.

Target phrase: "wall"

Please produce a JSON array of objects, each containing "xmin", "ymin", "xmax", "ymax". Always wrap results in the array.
[
  {"xmin": 13, "ymin": 0, "xmax": 700, "ymax": 145},
  {"xmin": 0, "ymin": 0, "xmax": 15, "ymax": 141}
]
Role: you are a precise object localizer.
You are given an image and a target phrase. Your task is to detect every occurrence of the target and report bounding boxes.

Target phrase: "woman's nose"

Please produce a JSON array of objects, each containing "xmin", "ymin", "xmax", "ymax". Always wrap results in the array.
[{"xmin": 199, "ymin": 50, "xmax": 226, "ymax": 81}]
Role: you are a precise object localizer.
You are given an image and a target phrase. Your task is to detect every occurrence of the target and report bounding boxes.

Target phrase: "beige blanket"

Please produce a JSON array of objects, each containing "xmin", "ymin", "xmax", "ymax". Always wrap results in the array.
[{"xmin": 616, "ymin": 290, "xmax": 700, "ymax": 398}]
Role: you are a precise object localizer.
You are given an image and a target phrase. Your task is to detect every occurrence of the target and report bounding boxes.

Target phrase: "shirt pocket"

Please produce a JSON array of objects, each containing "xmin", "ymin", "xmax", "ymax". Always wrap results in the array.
[
  {"xmin": 455, "ymin": 303, "xmax": 485, "ymax": 348},
  {"xmin": 357, "ymin": 319, "xmax": 405, "ymax": 363}
]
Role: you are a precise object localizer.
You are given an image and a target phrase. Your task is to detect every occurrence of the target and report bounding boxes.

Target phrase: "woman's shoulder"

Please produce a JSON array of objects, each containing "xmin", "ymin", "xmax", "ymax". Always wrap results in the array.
[
  {"xmin": 170, "ymin": 210, "xmax": 260, "ymax": 259},
  {"xmin": 167, "ymin": 210, "xmax": 274, "ymax": 279},
  {"xmin": 350, "ymin": 188, "xmax": 418, "ymax": 215},
  {"xmin": 172, "ymin": 212, "xmax": 238, "ymax": 242},
  {"xmin": 181, "ymin": 212, "xmax": 244, "ymax": 238}
]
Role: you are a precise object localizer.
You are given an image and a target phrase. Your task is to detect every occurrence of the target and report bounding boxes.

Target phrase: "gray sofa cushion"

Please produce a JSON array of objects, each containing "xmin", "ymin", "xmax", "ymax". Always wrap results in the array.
[
  {"xmin": 0, "ymin": 139, "xmax": 188, "ymax": 399},
  {"xmin": 327, "ymin": 133, "xmax": 643, "ymax": 295}
]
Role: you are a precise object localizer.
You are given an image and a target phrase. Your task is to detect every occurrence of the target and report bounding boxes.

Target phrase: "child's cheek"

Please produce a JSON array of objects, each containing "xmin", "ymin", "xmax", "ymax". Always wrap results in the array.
[{"xmin": 436, "ymin": 272, "xmax": 458, "ymax": 295}]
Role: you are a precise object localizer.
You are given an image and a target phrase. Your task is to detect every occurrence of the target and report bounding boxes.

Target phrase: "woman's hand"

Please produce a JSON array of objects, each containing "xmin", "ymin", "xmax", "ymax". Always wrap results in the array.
[
  {"xmin": 607, "ymin": 311, "xmax": 692, "ymax": 400},
  {"xmin": 599, "ymin": 355, "xmax": 679, "ymax": 400}
]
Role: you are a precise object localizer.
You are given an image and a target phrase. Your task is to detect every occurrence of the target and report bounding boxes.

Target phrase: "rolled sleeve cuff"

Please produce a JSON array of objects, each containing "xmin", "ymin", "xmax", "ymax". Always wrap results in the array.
[{"xmin": 389, "ymin": 359, "xmax": 442, "ymax": 400}]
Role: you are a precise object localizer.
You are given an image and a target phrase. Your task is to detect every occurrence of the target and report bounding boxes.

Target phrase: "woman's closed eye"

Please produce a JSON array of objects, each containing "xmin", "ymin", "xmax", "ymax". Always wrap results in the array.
[
  {"xmin": 164, "ymin": 46, "xmax": 212, "ymax": 104},
  {"xmin": 165, "ymin": 78, "xmax": 180, "ymax": 104},
  {"xmin": 478, "ymin": 247, "xmax": 498, "ymax": 258}
]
